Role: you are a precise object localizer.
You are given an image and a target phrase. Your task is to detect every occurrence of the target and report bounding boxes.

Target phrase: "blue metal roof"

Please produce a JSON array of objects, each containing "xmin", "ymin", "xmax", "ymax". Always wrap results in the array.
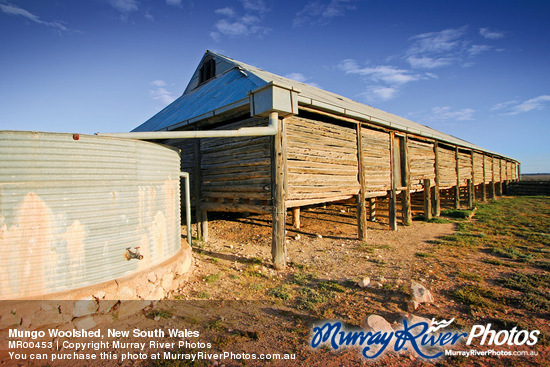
[
  {"xmin": 133, "ymin": 63, "xmax": 265, "ymax": 132},
  {"xmin": 131, "ymin": 51, "xmax": 516, "ymax": 160}
]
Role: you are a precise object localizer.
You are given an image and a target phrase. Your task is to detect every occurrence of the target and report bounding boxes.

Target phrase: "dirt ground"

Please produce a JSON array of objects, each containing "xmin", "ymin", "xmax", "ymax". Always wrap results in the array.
[{"xmin": 3, "ymin": 200, "xmax": 548, "ymax": 367}]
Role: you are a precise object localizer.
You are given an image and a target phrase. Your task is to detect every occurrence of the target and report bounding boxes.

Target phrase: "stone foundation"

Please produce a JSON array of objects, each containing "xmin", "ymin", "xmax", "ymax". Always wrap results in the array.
[{"xmin": 0, "ymin": 240, "xmax": 193, "ymax": 332}]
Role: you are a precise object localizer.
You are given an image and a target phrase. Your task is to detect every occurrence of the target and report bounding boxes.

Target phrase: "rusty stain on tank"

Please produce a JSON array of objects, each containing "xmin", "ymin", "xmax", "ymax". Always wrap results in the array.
[
  {"xmin": 0, "ymin": 193, "xmax": 57, "ymax": 298},
  {"xmin": 0, "ymin": 131, "xmax": 182, "ymax": 299}
]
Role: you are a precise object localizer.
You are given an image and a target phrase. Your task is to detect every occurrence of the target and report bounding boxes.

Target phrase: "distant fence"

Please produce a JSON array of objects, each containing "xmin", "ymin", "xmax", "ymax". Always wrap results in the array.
[{"xmin": 508, "ymin": 181, "xmax": 550, "ymax": 196}]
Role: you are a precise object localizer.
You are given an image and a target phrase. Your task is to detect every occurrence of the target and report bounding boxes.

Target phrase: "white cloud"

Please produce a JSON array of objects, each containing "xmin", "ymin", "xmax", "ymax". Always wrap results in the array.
[
  {"xmin": 468, "ymin": 44, "xmax": 492, "ymax": 56},
  {"xmin": 407, "ymin": 56, "xmax": 453, "ymax": 69},
  {"xmin": 284, "ymin": 73, "xmax": 322, "ymax": 88},
  {"xmin": 240, "ymin": 0, "xmax": 269, "ymax": 14},
  {"xmin": 149, "ymin": 80, "xmax": 176, "ymax": 105},
  {"xmin": 109, "ymin": 0, "xmax": 138, "ymax": 13},
  {"xmin": 493, "ymin": 95, "xmax": 550, "ymax": 115},
  {"xmin": 431, "ymin": 106, "xmax": 475, "ymax": 121},
  {"xmin": 407, "ymin": 26, "xmax": 468, "ymax": 57},
  {"xmin": 363, "ymin": 86, "xmax": 398, "ymax": 102},
  {"xmin": 215, "ymin": 7, "xmax": 235, "ymax": 17},
  {"xmin": 211, "ymin": 1, "xmax": 270, "ymax": 40},
  {"xmin": 338, "ymin": 59, "xmax": 422, "ymax": 85},
  {"xmin": 480, "ymin": 27, "xmax": 504, "ymax": 40},
  {"xmin": 490, "ymin": 100, "xmax": 518, "ymax": 111},
  {"xmin": 166, "ymin": 0, "xmax": 182, "ymax": 6},
  {"xmin": 338, "ymin": 59, "xmax": 436, "ymax": 102},
  {"xmin": 293, "ymin": 0, "xmax": 359, "ymax": 27},
  {"xmin": 284, "ymin": 73, "xmax": 308, "ymax": 83},
  {"xmin": 151, "ymin": 80, "xmax": 167, "ymax": 87},
  {"xmin": 0, "ymin": 2, "xmax": 67, "ymax": 32},
  {"xmin": 405, "ymin": 26, "xmax": 504, "ymax": 69}
]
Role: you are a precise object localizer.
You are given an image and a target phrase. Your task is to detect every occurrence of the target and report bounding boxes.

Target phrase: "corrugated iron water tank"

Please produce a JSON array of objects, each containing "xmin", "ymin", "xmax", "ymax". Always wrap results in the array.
[{"xmin": 0, "ymin": 131, "xmax": 182, "ymax": 299}]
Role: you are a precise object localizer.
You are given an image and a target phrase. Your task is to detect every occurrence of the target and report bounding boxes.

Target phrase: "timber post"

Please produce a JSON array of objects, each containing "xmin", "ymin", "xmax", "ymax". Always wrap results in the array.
[
  {"xmin": 498, "ymin": 159, "xmax": 503, "ymax": 196},
  {"xmin": 467, "ymin": 179, "xmax": 474, "ymax": 208},
  {"xmin": 482, "ymin": 154, "xmax": 487, "ymax": 201},
  {"xmin": 402, "ymin": 135, "xmax": 412, "ymax": 226},
  {"xmin": 193, "ymin": 135, "xmax": 204, "ymax": 241},
  {"xmin": 291, "ymin": 207, "xmax": 300, "ymax": 229},
  {"xmin": 356, "ymin": 123, "xmax": 367, "ymax": 241},
  {"xmin": 433, "ymin": 142, "xmax": 441, "ymax": 217},
  {"xmin": 271, "ymin": 113, "xmax": 287, "ymax": 270},
  {"xmin": 201, "ymin": 210, "xmax": 209, "ymax": 242},
  {"xmin": 470, "ymin": 150, "xmax": 476, "ymax": 202},
  {"xmin": 491, "ymin": 156, "xmax": 496, "ymax": 200},
  {"xmin": 424, "ymin": 178, "xmax": 432, "ymax": 220},
  {"xmin": 389, "ymin": 189, "xmax": 397, "ymax": 230},
  {"xmin": 389, "ymin": 132, "xmax": 397, "ymax": 230},
  {"xmin": 368, "ymin": 198, "xmax": 376, "ymax": 222},
  {"xmin": 454, "ymin": 146, "xmax": 460, "ymax": 209}
]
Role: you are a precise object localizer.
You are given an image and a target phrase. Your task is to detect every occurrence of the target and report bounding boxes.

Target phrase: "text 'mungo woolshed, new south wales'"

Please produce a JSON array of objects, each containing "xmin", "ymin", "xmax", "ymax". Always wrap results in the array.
[{"xmin": 128, "ymin": 50, "xmax": 519, "ymax": 270}]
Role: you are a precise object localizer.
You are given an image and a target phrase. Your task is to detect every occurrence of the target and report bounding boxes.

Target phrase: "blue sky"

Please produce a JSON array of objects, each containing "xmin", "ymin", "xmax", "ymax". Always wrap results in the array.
[{"xmin": 1, "ymin": 0, "xmax": 548, "ymax": 172}]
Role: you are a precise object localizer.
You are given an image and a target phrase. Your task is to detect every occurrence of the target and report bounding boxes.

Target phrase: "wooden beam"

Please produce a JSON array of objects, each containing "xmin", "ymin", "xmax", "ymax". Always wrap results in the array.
[
  {"xmin": 402, "ymin": 135, "xmax": 412, "ymax": 226},
  {"xmin": 470, "ymin": 150, "xmax": 476, "ymax": 202},
  {"xmin": 292, "ymin": 207, "xmax": 301, "ymax": 229},
  {"xmin": 389, "ymin": 132, "xmax": 397, "ymax": 230},
  {"xmin": 356, "ymin": 123, "xmax": 367, "ymax": 241},
  {"xmin": 368, "ymin": 198, "xmax": 376, "ymax": 222},
  {"xmin": 498, "ymin": 158, "xmax": 503, "ymax": 196},
  {"xmin": 467, "ymin": 179, "xmax": 474, "ymax": 208},
  {"xmin": 482, "ymin": 153, "xmax": 487, "ymax": 201},
  {"xmin": 201, "ymin": 210, "xmax": 209, "ymax": 242},
  {"xmin": 200, "ymin": 201, "xmax": 271, "ymax": 214},
  {"xmin": 491, "ymin": 156, "xmax": 496, "ymax": 200},
  {"xmin": 193, "ymin": 137, "xmax": 204, "ymax": 241},
  {"xmin": 424, "ymin": 179, "xmax": 432, "ymax": 220},
  {"xmin": 454, "ymin": 146, "xmax": 460, "ymax": 209},
  {"xmin": 271, "ymin": 115, "xmax": 287, "ymax": 270},
  {"xmin": 433, "ymin": 142, "xmax": 441, "ymax": 216}
]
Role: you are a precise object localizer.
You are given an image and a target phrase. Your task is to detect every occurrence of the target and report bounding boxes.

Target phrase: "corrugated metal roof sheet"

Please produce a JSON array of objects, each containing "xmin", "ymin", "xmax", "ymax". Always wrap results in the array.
[
  {"xmin": 134, "ymin": 66, "xmax": 263, "ymax": 132},
  {"xmin": 133, "ymin": 51, "xmax": 511, "ymax": 157}
]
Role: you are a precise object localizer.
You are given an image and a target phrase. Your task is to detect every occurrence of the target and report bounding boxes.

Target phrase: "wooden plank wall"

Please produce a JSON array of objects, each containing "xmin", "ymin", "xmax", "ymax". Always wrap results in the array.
[
  {"xmin": 458, "ymin": 150, "xmax": 472, "ymax": 184},
  {"xmin": 493, "ymin": 157, "xmax": 501, "ymax": 182},
  {"xmin": 437, "ymin": 146, "xmax": 457, "ymax": 189},
  {"xmin": 166, "ymin": 111, "xmax": 519, "ymax": 227},
  {"xmin": 200, "ymin": 117, "xmax": 272, "ymax": 210},
  {"xmin": 408, "ymin": 138, "xmax": 435, "ymax": 192},
  {"xmin": 473, "ymin": 152, "xmax": 485, "ymax": 185},
  {"xmin": 286, "ymin": 116, "xmax": 359, "ymax": 207},
  {"xmin": 361, "ymin": 127, "xmax": 392, "ymax": 193},
  {"xmin": 484, "ymin": 155, "xmax": 493, "ymax": 183}
]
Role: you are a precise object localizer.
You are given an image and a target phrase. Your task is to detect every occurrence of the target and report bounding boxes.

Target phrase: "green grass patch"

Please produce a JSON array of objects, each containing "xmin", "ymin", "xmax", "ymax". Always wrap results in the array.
[
  {"xmin": 244, "ymin": 264, "xmax": 267, "ymax": 278},
  {"xmin": 441, "ymin": 209, "xmax": 475, "ymax": 219},
  {"xmin": 426, "ymin": 217, "xmax": 451, "ymax": 224},
  {"xmin": 451, "ymin": 284, "xmax": 504, "ymax": 309},
  {"xmin": 489, "ymin": 246, "xmax": 534, "ymax": 262},
  {"xmin": 356, "ymin": 242, "xmax": 375, "ymax": 253},
  {"xmin": 456, "ymin": 271, "xmax": 483, "ymax": 282},
  {"xmin": 415, "ymin": 251, "xmax": 434, "ymax": 258},
  {"xmin": 203, "ymin": 273, "xmax": 221, "ymax": 283},
  {"xmin": 291, "ymin": 272, "xmax": 312, "ymax": 286},
  {"xmin": 268, "ymin": 285, "xmax": 292, "ymax": 300},
  {"xmin": 296, "ymin": 287, "xmax": 327, "ymax": 312},
  {"xmin": 147, "ymin": 309, "xmax": 172, "ymax": 319},
  {"xmin": 317, "ymin": 281, "xmax": 347, "ymax": 293},
  {"xmin": 195, "ymin": 291, "xmax": 210, "ymax": 299},
  {"xmin": 248, "ymin": 257, "xmax": 263, "ymax": 265}
]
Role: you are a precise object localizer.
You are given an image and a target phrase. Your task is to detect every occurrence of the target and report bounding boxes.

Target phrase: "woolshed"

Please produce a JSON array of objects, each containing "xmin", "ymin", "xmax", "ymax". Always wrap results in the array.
[{"xmin": 128, "ymin": 51, "xmax": 519, "ymax": 270}]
